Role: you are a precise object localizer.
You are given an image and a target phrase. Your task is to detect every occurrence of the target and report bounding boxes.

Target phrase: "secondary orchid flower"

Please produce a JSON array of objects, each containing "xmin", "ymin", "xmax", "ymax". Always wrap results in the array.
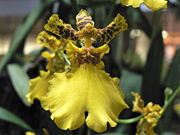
[{"xmin": 132, "ymin": 92, "xmax": 163, "ymax": 135}]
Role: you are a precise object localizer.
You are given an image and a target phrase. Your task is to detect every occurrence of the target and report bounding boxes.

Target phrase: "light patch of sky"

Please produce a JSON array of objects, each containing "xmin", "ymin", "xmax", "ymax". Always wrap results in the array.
[
  {"xmin": 0, "ymin": 0, "xmax": 40, "ymax": 16},
  {"xmin": 169, "ymin": 0, "xmax": 177, "ymax": 3}
]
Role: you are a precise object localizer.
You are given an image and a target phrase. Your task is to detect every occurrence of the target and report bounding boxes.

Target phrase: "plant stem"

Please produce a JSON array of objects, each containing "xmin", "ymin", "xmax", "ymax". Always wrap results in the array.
[
  {"xmin": 57, "ymin": 51, "xmax": 71, "ymax": 66},
  {"xmin": 117, "ymin": 115, "xmax": 143, "ymax": 124},
  {"xmin": 80, "ymin": 42, "xmax": 84, "ymax": 47},
  {"xmin": 163, "ymin": 86, "xmax": 180, "ymax": 111}
]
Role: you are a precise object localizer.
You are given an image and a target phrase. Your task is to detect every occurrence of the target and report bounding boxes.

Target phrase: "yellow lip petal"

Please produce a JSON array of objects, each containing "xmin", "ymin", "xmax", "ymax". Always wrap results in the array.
[
  {"xmin": 26, "ymin": 71, "xmax": 51, "ymax": 104},
  {"xmin": 41, "ymin": 63, "xmax": 128, "ymax": 133}
]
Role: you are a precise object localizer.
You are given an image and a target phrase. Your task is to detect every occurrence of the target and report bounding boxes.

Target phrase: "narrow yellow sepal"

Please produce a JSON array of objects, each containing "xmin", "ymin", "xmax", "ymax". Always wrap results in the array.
[
  {"xmin": 97, "ymin": 13, "xmax": 128, "ymax": 43},
  {"xmin": 44, "ymin": 14, "xmax": 78, "ymax": 41}
]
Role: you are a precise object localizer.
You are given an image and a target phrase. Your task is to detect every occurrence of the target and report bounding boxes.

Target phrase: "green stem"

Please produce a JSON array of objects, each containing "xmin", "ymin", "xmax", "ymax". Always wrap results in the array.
[
  {"xmin": 80, "ymin": 42, "xmax": 85, "ymax": 47},
  {"xmin": 163, "ymin": 86, "xmax": 180, "ymax": 111},
  {"xmin": 117, "ymin": 115, "xmax": 143, "ymax": 124},
  {"xmin": 57, "ymin": 51, "xmax": 71, "ymax": 66}
]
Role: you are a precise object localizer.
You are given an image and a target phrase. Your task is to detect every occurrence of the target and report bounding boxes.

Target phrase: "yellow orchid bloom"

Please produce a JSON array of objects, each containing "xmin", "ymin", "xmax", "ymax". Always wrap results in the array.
[
  {"xmin": 120, "ymin": 0, "xmax": 167, "ymax": 10},
  {"xmin": 27, "ymin": 9, "xmax": 129, "ymax": 133},
  {"xmin": 131, "ymin": 92, "xmax": 163, "ymax": 135}
]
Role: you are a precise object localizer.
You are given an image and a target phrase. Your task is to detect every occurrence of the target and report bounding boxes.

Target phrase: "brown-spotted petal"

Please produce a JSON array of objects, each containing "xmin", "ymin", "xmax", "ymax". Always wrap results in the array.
[
  {"xmin": 44, "ymin": 14, "xmax": 78, "ymax": 41},
  {"xmin": 76, "ymin": 9, "xmax": 94, "ymax": 30},
  {"xmin": 96, "ymin": 13, "xmax": 128, "ymax": 43}
]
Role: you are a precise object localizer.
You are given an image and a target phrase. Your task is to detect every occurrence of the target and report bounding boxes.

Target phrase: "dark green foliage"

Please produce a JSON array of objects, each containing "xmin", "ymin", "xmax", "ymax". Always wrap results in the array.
[
  {"xmin": 0, "ymin": 107, "xmax": 33, "ymax": 131},
  {"xmin": 164, "ymin": 49, "xmax": 180, "ymax": 90},
  {"xmin": 141, "ymin": 28, "xmax": 164, "ymax": 104}
]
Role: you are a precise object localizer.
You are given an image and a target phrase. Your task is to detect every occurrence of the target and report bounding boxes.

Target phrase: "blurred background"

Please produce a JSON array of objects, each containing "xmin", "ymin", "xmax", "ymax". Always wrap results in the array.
[{"xmin": 0, "ymin": 0, "xmax": 180, "ymax": 135}]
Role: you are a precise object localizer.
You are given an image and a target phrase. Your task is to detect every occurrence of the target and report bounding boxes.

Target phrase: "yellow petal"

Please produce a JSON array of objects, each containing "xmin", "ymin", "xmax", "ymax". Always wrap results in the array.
[
  {"xmin": 42, "ymin": 51, "xmax": 66, "ymax": 72},
  {"xmin": 41, "ymin": 63, "xmax": 128, "ymax": 133},
  {"xmin": 131, "ymin": 92, "xmax": 144, "ymax": 113},
  {"xmin": 136, "ymin": 118, "xmax": 157, "ymax": 135},
  {"xmin": 97, "ymin": 13, "xmax": 128, "ymax": 43},
  {"xmin": 26, "ymin": 71, "xmax": 51, "ymax": 104},
  {"xmin": 144, "ymin": 0, "xmax": 167, "ymax": 10},
  {"xmin": 37, "ymin": 31, "xmax": 64, "ymax": 51},
  {"xmin": 25, "ymin": 131, "xmax": 36, "ymax": 135},
  {"xmin": 120, "ymin": 0, "xmax": 143, "ymax": 8},
  {"xmin": 120, "ymin": 0, "xmax": 167, "ymax": 10},
  {"xmin": 76, "ymin": 9, "xmax": 94, "ymax": 30},
  {"xmin": 42, "ymin": 51, "xmax": 51, "ymax": 59},
  {"xmin": 92, "ymin": 43, "xmax": 110, "ymax": 59},
  {"xmin": 44, "ymin": 14, "xmax": 78, "ymax": 41},
  {"xmin": 66, "ymin": 41, "xmax": 110, "ymax": 67}
]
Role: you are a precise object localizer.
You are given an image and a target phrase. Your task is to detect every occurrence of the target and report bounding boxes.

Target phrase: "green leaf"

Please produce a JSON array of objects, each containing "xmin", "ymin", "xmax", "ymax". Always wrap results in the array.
[
  {"xmin": 162, "ymin": 132, "xmax": 176, "ymax": 135},
  {"xmin": 0, "ymin": 107, "xmax": 33, "ymax": 131},
  {"xmin": 164, "ymin": 49, "xmax": 180, "ymax": 90},
  {"xmin": 141, "ymin": 28, "xmax": 164, "ymax": 103},
  {"xmin": 7, "ymin": 64, "xmax": 30, "ymax": 106},
  {"xmin": 120, "ymin": 69, "xmax": 142, "ymax": 104}
]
